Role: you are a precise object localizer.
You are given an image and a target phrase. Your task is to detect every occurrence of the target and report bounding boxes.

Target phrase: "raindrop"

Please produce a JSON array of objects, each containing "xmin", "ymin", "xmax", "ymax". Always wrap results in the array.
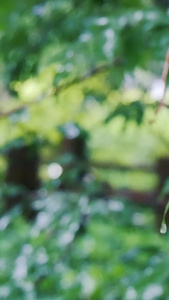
[{"xmin": 160, "ymin": 223, "xmax": 167, "ymax": 234}]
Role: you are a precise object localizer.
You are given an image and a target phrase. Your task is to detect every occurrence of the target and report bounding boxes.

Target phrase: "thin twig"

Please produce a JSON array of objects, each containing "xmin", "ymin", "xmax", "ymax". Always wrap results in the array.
[
  {"xmin": 156, "ymin": 47, "xmax": 169, "ymax": 114},
  {"xmin": 51, "ymin": 63, "xmax": 111, "ymax": 95},
  {"xmin": 51, "ymin": 59, "xmax": 123, "ymax": 95}
]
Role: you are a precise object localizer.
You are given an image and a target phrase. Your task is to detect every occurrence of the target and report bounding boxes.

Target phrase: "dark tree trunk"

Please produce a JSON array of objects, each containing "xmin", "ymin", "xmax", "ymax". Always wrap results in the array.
[{"xmin": 4, "ymin": 140, "xmax": 40, "ymax": 217}]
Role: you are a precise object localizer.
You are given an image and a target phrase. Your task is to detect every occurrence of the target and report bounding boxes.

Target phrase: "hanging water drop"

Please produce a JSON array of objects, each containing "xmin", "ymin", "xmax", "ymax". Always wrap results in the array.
[{"xmin": 160, "ymin": 223, "xmax": 167, "ymax": 234}]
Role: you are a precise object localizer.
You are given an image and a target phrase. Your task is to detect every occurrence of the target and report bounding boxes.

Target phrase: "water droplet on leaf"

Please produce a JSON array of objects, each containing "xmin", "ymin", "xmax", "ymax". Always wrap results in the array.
[{"xmin": 160, "ymin": 223, "xmax": 167, "ymax": 234}]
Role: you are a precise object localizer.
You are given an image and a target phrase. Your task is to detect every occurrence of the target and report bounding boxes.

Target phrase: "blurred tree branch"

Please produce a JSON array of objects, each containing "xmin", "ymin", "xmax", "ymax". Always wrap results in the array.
[
  {"xmin": 0, "ymin": 58, "xmax": 124, "ymax": 119},
  {"xmin": 1, "ymin": 53, "xmax": 169, "ymax": 120}
]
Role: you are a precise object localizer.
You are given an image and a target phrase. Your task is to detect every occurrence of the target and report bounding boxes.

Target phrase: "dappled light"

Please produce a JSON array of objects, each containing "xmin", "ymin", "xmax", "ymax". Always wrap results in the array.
[{"xmin": 47, "ymin": 163, "xmax": 63, "ymax": 179}]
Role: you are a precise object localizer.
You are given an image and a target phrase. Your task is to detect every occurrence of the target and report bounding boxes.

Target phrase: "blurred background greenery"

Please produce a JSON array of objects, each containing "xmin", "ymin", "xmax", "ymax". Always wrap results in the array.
[{"xmin": 1, "ymin": 0, "xmax": 169, "ymax": 299}]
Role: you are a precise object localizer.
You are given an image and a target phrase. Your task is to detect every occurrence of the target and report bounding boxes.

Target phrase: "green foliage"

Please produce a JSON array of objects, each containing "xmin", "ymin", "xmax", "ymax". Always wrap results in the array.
[
  {"xmin": 0, "ymin": 0, "xmax": 168, "ymax": 139},
  {"xmin": 105, "ymin": 101, "xmax": 145, "ymax": 125},
  {"xmin": 1, "ymin": 1, "xmax": 169, "ymax": 299},
  {"xmin": 0, "ymin": 0, "xmax": 168, "ymax": 89},
  {"xmin": 0, "ymin": 193, "xmax": 169, "ymax": 299}
]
